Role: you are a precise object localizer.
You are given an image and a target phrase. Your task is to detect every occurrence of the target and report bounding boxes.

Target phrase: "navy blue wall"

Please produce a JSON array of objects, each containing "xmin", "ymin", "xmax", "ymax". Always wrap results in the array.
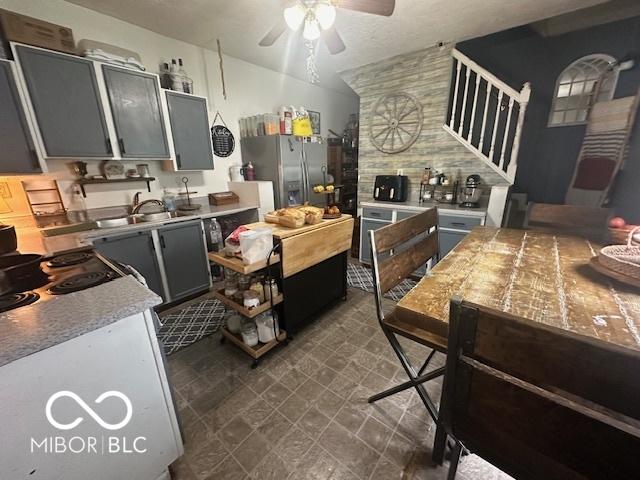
[{"xmin": 458, "ymin": 17, "xmax": 640, "ymax": 222}]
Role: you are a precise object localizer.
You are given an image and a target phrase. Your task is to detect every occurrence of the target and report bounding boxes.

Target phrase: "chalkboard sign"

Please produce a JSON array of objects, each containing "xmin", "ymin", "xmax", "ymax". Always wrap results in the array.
[{"xmin": 211, "ymin": 124, "xmax": 235, "ymax": 157}]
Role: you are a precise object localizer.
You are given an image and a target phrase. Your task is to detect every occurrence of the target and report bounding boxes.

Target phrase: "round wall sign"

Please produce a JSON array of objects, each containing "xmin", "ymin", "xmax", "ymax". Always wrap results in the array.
[{"xmin": 211, "ymin": 124, "xmax": 235, "ymax": 157}]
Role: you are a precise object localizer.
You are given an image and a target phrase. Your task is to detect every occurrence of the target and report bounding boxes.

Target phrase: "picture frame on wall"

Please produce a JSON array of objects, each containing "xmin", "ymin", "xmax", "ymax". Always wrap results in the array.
[{"xmin": 308, "ymin": 110, "xmax": 321, "ymax": 135}]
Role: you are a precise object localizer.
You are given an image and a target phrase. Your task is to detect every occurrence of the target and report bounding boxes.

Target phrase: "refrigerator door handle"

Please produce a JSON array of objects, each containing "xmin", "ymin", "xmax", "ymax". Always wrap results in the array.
[{"xmin": 301, "ymin": 146, "xmax": 309, "ymax": 203}]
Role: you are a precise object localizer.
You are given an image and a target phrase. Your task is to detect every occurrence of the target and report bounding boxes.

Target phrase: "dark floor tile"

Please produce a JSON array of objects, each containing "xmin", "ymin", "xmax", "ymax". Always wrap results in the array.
[
  {"xmin": 314, "ymin": 389, "xmax": 345, "ymax": 418},
  {"xmin": 262, "ymin": 381, "xmax": 292, "ymax": 408},
  {"xmin": 250, "ymin": 451, "xmax": 291, "ymax": 480},
  {"xmin": 296, "ymin": 378, "xmax": 325, "ymax": 403},
  {"xmin": 218, "ymin": 416, "xmax": 254, "ymax": 451},
  {"xmin": 319, "ymin": 421, "xmax": 380, "ymax": 479},
  {"xmin": 297, "ymin": 407, "xmax": 331, "ymax": 438},
  {"xmin": 257, "ymin": 411, "xmax": 293, "ymax": 443},
  {"xmin": 369, "ymin": 456, "xmax": 404, "ymax": 480},
  {"xmin": 276, "ymin": 427, "xmax": 314, "ymax": 469},
  {"xmin": 314, "ymin": 365, "xmax": 339, "ymax": 387},
  {"xmin": 185, "ymin": 437, "xmax": 229, "ymax": 479},
  {"xmin": 233, "ymin": 432, "xmax": 270, "ymax": 473},
  {"xmin": 279, "ymin": 367, "xmax": 309, "ymax": 391},
  {"xmin": 357, "ymin": 416, "xmax": 393, "ymax": 453},
  {"xmin": 205, "ymin": 455, "xmax": 246, "ymax": 480},
  {"xmin": 335, "ymin": 403, "xmax": 367, "ymax": 434},
  {"xmin": 240, "ymin": 397, "xmax": 274, "ymax": 429},
  {"xmin": 328, "ymin": 373, "xmax": 359, "ymax": 399},
  {"xmin": 278, "ymin": 392, "xmax": 311, "ymax": 423},
  {"xmin": 325, "ymin": 353, "xmax": 349, "ymax": 372}
]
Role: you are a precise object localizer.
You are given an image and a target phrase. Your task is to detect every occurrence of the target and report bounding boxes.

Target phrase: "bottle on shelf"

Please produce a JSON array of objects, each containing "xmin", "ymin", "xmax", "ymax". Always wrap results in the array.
[
  {"xmin": 162, "ymin": 188, "xmax": 176, "ymax": 212},
  {"xmin": 160, "ymin": 62, "xmax": 171, "ymax": 89},
  {"xmin": 169, "ymin": 59, "xmax": 184, "ymax": 92},
  {"xmin": 178, "ymin": 58, "xmax": 193, "ymax": 94}
]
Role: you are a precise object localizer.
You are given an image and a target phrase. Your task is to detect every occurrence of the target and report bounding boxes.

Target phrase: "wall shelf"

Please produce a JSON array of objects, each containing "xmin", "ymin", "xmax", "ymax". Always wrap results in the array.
[{"xmin": 76, "ymin": 177, "xmax": 156, "ymax": 197}]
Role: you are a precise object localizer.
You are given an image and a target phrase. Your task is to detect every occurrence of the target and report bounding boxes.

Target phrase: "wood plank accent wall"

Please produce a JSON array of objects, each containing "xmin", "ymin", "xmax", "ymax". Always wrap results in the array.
[{"xmin": 340, "ymin": 44, "xmax": 509, "ymax": 204}]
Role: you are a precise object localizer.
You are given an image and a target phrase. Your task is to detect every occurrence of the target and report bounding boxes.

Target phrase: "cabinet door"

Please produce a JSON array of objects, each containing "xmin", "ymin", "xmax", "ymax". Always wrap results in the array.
[
  {"xmin": 159, "ymin": 221, "xmax": 210, "ymax": 300},
  {"xmin": 360, "ymin": 219, "xmax": 391, "ymax": 264},
  {"xmin": 166, "ymin": 92, "xmax": 214, "ymax": 170},
  {"xmin": 102, "ymin": 65, "xmax": 169, "ymax": 158},
  {"xmin": 93, "ymin": 230, "xmax": 165, "ymax": 300},
  {"xmin": 15, "ymin": 46, "xmax": 112, "ymax": 157},
  {"xmin": 438, "ymin": 230, "xmax": 466, "ymax": 262},
  {"xmin": 0, "ymin": 60, "xmax": 39, "ymax": 173}
]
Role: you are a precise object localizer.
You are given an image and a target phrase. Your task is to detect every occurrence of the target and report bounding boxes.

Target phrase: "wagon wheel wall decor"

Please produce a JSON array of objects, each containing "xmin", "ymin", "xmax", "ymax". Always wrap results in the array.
[{"xmin": 369, "ymin": 92, "xmax": 423, "ymax": 154}]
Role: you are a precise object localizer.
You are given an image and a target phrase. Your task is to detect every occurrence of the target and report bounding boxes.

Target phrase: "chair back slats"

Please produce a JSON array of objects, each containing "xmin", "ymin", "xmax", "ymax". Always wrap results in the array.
[
  {"xmin": 377, "ymin": 232, "xmax": 438, "ymax": 294},
  {"xmin": 467, "ymin": 304, "xmax": 640, "ymax": 420},
  {"xmin": 373, "ymin": 208, "xmax": 438, "ymax": 253},
  {"xmin": 443, "ymin": 298, "xmax": 640, "ymax": 480},
  {"xmin": 525, "ymin": 203, "xmax": 611, "ymax": 239}
]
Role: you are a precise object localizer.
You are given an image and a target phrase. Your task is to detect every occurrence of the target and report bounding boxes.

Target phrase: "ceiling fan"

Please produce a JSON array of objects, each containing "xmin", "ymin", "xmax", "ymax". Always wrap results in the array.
[{"xmin": 259, "ymin": 0, "xmax": 396, "ymax": 55}]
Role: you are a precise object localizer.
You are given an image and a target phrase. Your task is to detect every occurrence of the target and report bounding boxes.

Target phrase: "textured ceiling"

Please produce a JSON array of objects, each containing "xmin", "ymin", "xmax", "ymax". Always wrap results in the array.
[{"xmin": 64, "ymin": 0, "xmax": 609, "ymax": 93}]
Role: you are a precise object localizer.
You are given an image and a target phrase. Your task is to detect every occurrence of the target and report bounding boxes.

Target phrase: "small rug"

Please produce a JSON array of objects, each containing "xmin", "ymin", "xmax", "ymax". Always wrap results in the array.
[
  {"xmin": 347, "ymin": 263, "xmax": 417, "ymax": 302},
  {"xmin": 158, "ymin": 299, "xmax": 226, "ymax": 355}
]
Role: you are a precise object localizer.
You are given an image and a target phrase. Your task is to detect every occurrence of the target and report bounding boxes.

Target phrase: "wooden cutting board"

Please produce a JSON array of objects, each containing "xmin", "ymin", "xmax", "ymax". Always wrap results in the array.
[{"xmin": 245, "ymin": 214, "xmax": 352, "ymax": 239}]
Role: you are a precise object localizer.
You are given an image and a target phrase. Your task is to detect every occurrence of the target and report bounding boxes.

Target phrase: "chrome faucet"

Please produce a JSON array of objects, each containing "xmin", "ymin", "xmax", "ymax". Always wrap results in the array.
[{"xmin": 131, "ymin": 192, "xmax": 167, "ymax": 214}]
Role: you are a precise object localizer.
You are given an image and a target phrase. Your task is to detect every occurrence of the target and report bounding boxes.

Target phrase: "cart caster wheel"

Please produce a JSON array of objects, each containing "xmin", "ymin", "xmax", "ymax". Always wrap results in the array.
[
  {"xmin": 251, "ymin": 359, "xmax": 259, "ymax": 369},
  {"xmin": 220, "ymin": 336, "xmax": 226, "ymax": 344}
]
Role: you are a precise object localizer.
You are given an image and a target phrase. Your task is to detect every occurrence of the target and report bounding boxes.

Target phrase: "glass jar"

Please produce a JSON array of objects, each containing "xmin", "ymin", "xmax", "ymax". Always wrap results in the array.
[
  {"xmin": 240, "ymin": 322, "xmax": 259, "ymax": 347},
  {"xmin": 226, "ymin": 313, "xmax": 242, "ymax": 334},
  {"xmin": 243, "ymin": 290, "xmax": 260, "ymax": 310},
  {"xmin": 264, "ymin": 279, "xmax": 279, "ymax": 303},
  {"xmin": 238, "ymin": 274, "xmax": 251, "ymax": 292},
  {"xmin": 224, "ymin": 278, "xmax": 238, "ymax": 298},
  {"xmin": 249, "ymin": 280, "xmax": 265, "ymax": 304},
  {"xmin": 256, "ymin": 311, "xmax": 279, "ymax": 343}
]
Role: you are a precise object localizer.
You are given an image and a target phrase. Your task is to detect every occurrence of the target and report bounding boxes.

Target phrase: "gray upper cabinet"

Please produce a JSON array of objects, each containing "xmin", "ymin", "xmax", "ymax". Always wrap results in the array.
[
  {"xmin": 0, "ymin": 60, "xmax": 39, "ymax": 173},
  {"xmin": 102, "ymin": 65, "xmax": 169, "ymax": 158},
  {"xmin": 158, "ymin": 221, "xmax": 210, "ymax": 300},
  {"xmin": 166, "ymin": 91, "xmax": 214, "ymax": 170},
  {"xmin": 15, "ymin": 45, "xmax": 112, "ymax": 158}
]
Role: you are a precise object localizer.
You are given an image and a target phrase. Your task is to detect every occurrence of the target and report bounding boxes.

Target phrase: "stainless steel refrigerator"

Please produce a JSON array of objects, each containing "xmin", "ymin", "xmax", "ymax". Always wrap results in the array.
[{"xmin": 240, "ymin": 135, "xmax": 327, "ymax": 209}]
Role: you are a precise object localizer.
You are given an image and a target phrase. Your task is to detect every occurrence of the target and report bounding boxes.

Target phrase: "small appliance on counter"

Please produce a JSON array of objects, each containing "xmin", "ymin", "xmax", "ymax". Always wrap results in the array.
[
  {"xmin": 0, "ymin": 224, "xmax": 17, "ymax": 256},
  {"xmin": 459, "ymin": 174, "xmax": 482, "ymax": 208},
  {"xmin": 373, "ymin": 175, "xmax": 409, "ymax": 202}
]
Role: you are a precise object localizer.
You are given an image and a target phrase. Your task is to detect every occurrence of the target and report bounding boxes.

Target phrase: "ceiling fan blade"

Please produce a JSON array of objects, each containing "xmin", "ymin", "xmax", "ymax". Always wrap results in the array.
[
  {"xmin": 334, "ymin": 0, "xmax": 395, "ymax": 16},
  {"xmin": 322, "ymin": 26, "xmax": 346, "ymax": 55},
  {"xmin": 259, "ymin": 18, "xmax": 288, "ymax": 47}
]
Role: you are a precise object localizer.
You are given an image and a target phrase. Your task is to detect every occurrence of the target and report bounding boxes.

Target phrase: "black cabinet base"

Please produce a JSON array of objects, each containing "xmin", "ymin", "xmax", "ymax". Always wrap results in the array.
[{"xmin": 281, "ymin": 252, "xmax": 348, "ymax": 333}]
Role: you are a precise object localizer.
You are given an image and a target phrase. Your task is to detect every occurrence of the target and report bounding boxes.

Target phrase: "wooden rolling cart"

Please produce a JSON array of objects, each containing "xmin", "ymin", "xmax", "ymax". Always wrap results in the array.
[{"xmin": 208, "ymin": 249, "xmax": 287, "ymax": 368}]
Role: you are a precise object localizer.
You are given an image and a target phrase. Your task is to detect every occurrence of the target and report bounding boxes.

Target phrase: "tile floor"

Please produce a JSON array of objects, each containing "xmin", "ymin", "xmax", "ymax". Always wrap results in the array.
[{"xmin": 167, "ymin": 288, "xmax": 512, "ymax": 480}]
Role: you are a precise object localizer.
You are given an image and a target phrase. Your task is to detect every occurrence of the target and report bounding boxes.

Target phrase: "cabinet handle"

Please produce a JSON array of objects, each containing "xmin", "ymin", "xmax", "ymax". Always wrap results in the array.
[
  {"xmin": 118, "ymin": 138, "xmax": 126, "ymax": 154},
  {"xmin": 149, "ymin": 236, "xmax": 155, "ymax": 252},
  {"xmin": 105, "ymin": 138, "xmax": 113, "ymax": 154},
  {"xmin": 176, "ymin": 153, "xmax": 182, "ymax": 169},
  {"xmin": 450, "ymin": 222, "xmax": 467, "ymax": 227},
  {"xmin": 160, "ymin": 235, "xmax": 166, "ymax": 249}
]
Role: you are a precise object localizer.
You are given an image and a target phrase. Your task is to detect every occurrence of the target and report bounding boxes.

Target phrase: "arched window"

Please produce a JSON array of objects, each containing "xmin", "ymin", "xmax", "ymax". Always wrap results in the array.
[{"xmin": 548, "ymin": 54, "xmax": 618, "ymax": 127}]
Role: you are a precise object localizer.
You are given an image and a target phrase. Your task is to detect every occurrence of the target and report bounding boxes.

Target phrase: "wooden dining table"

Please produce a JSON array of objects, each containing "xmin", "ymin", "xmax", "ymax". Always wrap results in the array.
[{"xmin": 395, "ymin": 226, "xmax": 640, "ymax": 353}]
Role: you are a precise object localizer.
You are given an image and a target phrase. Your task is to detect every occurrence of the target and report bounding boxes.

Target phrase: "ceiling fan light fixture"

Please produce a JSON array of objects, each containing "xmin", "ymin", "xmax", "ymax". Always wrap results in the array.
[
  {"xmin": 315, "ymin": 3, "xmax": 336, "ymax": 30},
  {"xmin": 284, "ymin": 4, "xmax": 306, "ymax": 31},
  {"xmin": 303, "ymin": 18, "xmax": 321, "ymax": 40}
]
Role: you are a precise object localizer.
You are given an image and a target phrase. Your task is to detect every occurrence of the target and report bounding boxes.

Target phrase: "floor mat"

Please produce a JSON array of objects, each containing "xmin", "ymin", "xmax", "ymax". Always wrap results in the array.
[
  {"xmin": 158, "ymin": 299, "xmax": 226, "ymax": 355},
  {"xmin": 347, "ymin": 263, "xmax": 417, "ymax": 302}
]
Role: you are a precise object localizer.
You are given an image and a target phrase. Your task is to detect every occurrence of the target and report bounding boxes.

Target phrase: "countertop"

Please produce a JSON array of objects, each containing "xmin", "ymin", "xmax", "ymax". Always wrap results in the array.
[
  {"xmin": 0, "ymin": 275, "xmax": 162, "ymax": 367},
  {"xmin": 360, "ymin": 200, "xmax": 488, "ymax": 218},
  {"xmin": 10, "ymin": 203, "xmax": 259, "ymax": 256}
]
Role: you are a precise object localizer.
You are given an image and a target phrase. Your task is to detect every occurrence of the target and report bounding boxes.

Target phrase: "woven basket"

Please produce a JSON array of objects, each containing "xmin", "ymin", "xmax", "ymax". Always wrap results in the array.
[
  {"xmin": 600, "ymin": 226, "xmax": 640, "ymax": 280},
  {"xmin": 609, "ymin": 225, "xmax": 640, "ymax": 245}
]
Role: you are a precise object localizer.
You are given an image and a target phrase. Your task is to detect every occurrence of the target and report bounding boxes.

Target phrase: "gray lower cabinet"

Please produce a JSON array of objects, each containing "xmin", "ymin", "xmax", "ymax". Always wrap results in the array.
[
  {"xmin": 102, "ymin": 65, "xmax": 169, "ymax": 158},
  {"xmin": 15, "ymin": 45, "xmax": 112, "ymax": 158},
  {"xmin": 0, "ymin": 60, "xmax": 39, "ymax": 173},
  {"xmin": 158, "ymin": 221, "xmax": 210, "ymax": 300},
  {"xmin": 166, "ymin": 91, "xmax": 214, "ymax": 170},
  {"xmin": 360, "ymin": 218, "xmax": 391, "ymax": 264},
  {"xmin": 439, "ymin": 230, "xmax": 466, "ymax": 260},
  {"xmin": 93, "ymin": 230, "xmax": 164, "ymax": 299}
]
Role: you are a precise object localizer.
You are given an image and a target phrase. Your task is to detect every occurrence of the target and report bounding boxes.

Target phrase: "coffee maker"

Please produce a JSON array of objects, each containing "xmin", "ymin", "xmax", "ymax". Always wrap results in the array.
[{"xmin": 459, "ymin": 174, "xmax": 482, "ymax": 208}]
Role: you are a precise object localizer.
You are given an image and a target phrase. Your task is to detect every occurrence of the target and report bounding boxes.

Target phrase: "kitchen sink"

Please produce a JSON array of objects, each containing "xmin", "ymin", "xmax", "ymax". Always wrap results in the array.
[
  {"xmin": 95, "ymin": 216, "xmax": 135, "ymax": 228},
  {"xmin": 95, "ymin": 211, "xmax": 177, "ymax": 228}
]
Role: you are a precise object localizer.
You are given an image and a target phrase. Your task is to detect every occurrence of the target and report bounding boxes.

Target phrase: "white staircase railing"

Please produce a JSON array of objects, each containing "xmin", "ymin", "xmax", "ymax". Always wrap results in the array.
[{"xmin": 444, "ymin": 48, "xmax": 531, "ymax": 184}]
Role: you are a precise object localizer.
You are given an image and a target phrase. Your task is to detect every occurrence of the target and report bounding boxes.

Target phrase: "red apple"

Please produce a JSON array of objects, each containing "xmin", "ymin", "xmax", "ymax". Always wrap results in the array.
[{"xmin": 609, "ymin": 217, "xmax": 627, "ymax": 228}]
